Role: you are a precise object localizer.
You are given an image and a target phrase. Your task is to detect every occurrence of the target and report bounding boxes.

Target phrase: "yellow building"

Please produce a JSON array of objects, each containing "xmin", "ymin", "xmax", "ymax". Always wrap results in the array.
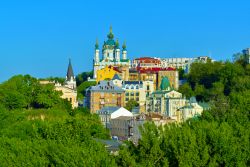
[{"xmin": 96, "ymin": 66, "xmax": 122, "ymax": 83}]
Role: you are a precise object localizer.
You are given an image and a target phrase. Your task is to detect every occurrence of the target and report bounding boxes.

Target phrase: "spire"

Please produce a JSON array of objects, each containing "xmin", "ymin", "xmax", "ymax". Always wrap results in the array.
[
  {"xmin": 107, "ymin": 25, "xmax": 114, "ymax": 39},
  {"xmin": 115, "ymin": 38, "xmax": 119, "ymax": 48},
  {"xmin": 122, "ymin": 41, "xmax": 127, "ymax": 51},
  {"xmin": 95, "ymin": 38, "xmax": 99, "ymax": 50},
  {"xmin": 66, "ymin": 59, "xmax": 74, "ymax": 81}
]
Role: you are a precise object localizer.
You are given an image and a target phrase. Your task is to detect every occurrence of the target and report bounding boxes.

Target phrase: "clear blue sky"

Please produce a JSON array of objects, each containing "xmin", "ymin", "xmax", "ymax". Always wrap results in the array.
[{"xmin": 0, "ymin": 0, "xmax": 250, "ymax": 82}]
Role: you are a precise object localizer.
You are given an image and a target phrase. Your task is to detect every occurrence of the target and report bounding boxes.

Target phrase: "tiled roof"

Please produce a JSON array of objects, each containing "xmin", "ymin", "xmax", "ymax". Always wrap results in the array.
[
  {"xmin": 98, "ymin": 106, "xmax": 120, "ymax": 114},
  {"xmin": 137, "ymin": 67, "xmax": 176, "ymax": 73},
  {"xmin": 87, "ymin": 80, "xmax": 124, "ymax": 93}
]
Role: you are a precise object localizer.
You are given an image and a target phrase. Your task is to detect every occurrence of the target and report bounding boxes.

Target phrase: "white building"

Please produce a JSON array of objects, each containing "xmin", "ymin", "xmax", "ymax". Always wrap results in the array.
[
  {"xmin": 159, "ymin": 57, "xmax": 194, "ymax": 69},
  {"xmin": 93, "ymin": 27, "xmax": 130, "ymax": 79}
]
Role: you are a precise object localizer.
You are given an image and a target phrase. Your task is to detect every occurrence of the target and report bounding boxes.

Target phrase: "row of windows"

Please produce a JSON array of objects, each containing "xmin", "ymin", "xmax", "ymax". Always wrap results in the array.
[
  {"xmin": 126, "ymin": 97, "xmax": 139, "ymax": 101},
  {"xmin": 126, "ymin": 92, "xmax": 139, "ymax": 96},
  {"xmin": 124, "ymin": 85, "xmax": 140, "ymax": 89}
]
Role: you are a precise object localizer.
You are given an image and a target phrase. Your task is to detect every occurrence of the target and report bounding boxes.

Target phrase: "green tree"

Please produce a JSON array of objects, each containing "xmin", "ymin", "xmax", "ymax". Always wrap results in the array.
[
  {"xmin": 77, "ymin": 81, "xmax": 96, "ymax": 99},
  {"xmin": 125, "ymin": 100, "xmax": 139, "ymax": 111}
]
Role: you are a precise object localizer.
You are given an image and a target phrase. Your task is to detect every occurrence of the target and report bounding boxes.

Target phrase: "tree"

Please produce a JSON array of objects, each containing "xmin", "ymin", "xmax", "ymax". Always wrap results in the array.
[
  {"xmin": 125, "ymin": 100, "xmax": 139, "ymax": 111},
  {"xmin": 76, "ymin": 71, "xmax": 93, "ymax": 86},
  {"xmin": 77, "ymin": 81, "xmax": 96, "ymax": 99}
]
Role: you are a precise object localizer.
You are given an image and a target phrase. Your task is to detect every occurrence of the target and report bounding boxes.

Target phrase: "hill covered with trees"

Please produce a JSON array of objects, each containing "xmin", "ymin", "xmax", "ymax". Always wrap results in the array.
[{"xmin": 0, "ymin": 59, "xmax": 249, "ymax": 166}]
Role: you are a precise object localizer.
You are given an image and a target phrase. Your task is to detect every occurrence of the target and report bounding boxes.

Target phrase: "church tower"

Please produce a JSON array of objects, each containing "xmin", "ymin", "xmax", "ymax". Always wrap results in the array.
[
  {"xmin": 94, "ymin": 39, "xmax": 100, "ymax": 63},
  {"xmin": 65, "ymin": 59, "xmax": 76, "ymax": 90},
  {"xmin": 122, "ymin": 41, "xmax": 127, "ymax": 60},
  {"xmin": 115, "ymin": 39, "xmax": 120, "ymax": 63},
  {"xmin": 92, "ymin": 27, "xmax": 130, "ymax": 80}
]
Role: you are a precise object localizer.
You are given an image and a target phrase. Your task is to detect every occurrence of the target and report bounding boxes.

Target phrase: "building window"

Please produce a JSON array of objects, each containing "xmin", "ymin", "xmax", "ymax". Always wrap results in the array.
[
  {"xmin": 125, "ymin": 92, "xmax": 129, "ymax": 96},
  {"xmin": 147, "ymin": 85, "xmax": 150, "ymax": 90},
  {"xmin": 130, "ymin": 92, "xmax": 134, "ymax": 96},
  {"xmin": 136, "ymin": 85, "xmax": 139, "ymax": 89},
  {"xmin": 136, "ymin": 97, "xmax": 139, "ymax": 101},
  {"xmin": 126, "ymin": 98, "xmax": 129, "ymax": 101},
  {"xmin": 136, "ymin": 92, "xmax": 139, "ymax": 96}
]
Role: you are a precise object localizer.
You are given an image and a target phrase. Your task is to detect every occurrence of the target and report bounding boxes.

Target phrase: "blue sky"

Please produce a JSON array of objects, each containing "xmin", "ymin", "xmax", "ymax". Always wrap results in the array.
[{"xmin": 0, "ymin": 0, "xmax": 250, "ymax": 82}]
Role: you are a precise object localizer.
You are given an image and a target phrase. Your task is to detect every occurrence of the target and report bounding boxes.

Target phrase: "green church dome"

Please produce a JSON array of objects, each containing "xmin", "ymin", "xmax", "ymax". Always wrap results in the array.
[{"xmin": 160, "ymin": 77, "xmax": 170, "ymax": 90}]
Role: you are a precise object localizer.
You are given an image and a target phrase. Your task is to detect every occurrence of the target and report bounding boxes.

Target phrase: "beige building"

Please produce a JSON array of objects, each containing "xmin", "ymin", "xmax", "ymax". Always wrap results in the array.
[
  {"xmin": 177, "ymin": 97, "xmax": 203, "ymax": 122},
  {"xmin": 86, "ymin": 80, "xmax": 125, "ymax": 113},
  {"xmin": 122, "ymin": 81, "xmax": 154, "ymax": 112},
  {"xmin": 129, "ymin": 66, "xmax": 179, "ymax": 90},
  {"xmin": 146, "ymin": 77, "xmax": 186, "ymax": 120}
]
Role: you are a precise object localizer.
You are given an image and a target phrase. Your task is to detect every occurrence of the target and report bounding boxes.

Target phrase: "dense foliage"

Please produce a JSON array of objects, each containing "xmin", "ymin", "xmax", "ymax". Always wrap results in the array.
[
  {"xmin": 76, "ymin": 71, "xmax": 93, "ymax": 86},
  {"xmin": 0, "ymin": 75, "xmax": 72, "ymax": 110},
  {"xmin": 0, "ymin": 75, "xmax": 114, "ymax": 166}
]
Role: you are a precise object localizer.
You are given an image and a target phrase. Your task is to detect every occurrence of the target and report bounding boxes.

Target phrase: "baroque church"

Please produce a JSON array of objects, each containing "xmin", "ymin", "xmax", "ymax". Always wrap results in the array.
[{"xmin": 93, "ymin": 27, "xmax": 130, "ymax": 79}]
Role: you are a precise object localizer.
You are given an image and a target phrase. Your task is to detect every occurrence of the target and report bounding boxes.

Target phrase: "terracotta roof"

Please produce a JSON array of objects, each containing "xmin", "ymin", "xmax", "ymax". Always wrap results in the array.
[
  {"xmin": 137, "ymin": 67, "xmax": 176, "ymax": 73},
  {"xmin": 107, "ymin": 65, "xmax": 122, "ymax": 73},
  {"xmin": 134, "ymin": 57, "xmax": 161, "ymax": 64}
]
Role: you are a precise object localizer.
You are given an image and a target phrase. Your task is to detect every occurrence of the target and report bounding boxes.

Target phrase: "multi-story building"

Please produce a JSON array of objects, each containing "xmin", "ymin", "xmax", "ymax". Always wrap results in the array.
[
  {"xmin": 129, "ymin": 67, "xmax": 178, "ymax": 90},
  {"xmin": 110, "ymin": 116, "xmax": 134, "ymax": 140},
  {"xmin": 86, "ymin": 80, "xmax": 125, "ymax": 113},
  {"xmin": 160, "ymin": 57, "xmax": 194, "ymax": 69},
  {"xmin": 146, "ymin": 77, "xmax": 186, "ymax": 120},
  {"xmin": 97, "ymin": 106, "xmax": 132, "ymax": 128},
  {"xmin": 131, "ymin": 57, "xmax": 161, "ymax": 68},
  {"xmin": 93, "ymin": 27, "xmax": 130, "ymax": 79},
  {"xmin": 122, "ymin": 81, "xmax": 154, "ymax": 112}
]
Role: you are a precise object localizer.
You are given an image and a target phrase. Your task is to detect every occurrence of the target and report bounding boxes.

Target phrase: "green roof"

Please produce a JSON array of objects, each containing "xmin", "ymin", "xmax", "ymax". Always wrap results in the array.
[
  {"xmin": 105, "ymin": 39, "xmax": 115, "ymax": 46},
  {"xmin": 120, "ymin": 59, "xmax": 130, "ymax": 62},
  {"xmin": 160, "ymin": 77, "xmax": 170, "ymax": 90}
]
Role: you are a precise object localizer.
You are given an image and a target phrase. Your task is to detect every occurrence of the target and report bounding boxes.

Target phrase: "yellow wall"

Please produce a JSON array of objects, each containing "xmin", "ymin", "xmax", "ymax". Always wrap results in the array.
[{"xmin": 96, "ymin": 66, "xmax": 120, "ymax": 83}]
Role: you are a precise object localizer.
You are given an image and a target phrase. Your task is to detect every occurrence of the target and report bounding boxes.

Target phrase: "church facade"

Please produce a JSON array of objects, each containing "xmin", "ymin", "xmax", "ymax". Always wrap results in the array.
[{"xmin": 93, "ymin": 27, "xmax": 130, "ymax": 79}]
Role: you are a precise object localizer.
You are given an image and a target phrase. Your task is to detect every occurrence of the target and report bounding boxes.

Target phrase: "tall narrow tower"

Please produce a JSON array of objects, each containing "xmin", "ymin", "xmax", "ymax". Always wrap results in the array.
[
  {"xmin": 94, "ymin": 39, "xmax": 100, "ymax": 63},
  {"xmin": 115, "ymin": 39, "xmax": 120, "ymax": 63},
  {"xmin": 122, "ymin": 41, "xmax": 127, "ymax": 60},
  {"xmin": 65, "ymin": 59, "xmax": 76, "ymax": 90}
]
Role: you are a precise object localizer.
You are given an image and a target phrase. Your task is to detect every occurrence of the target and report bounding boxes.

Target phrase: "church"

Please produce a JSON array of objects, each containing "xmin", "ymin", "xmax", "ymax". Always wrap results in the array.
[{"xmin": 93, "ymin": 27, "xmax": 130, "ymax": 79}]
